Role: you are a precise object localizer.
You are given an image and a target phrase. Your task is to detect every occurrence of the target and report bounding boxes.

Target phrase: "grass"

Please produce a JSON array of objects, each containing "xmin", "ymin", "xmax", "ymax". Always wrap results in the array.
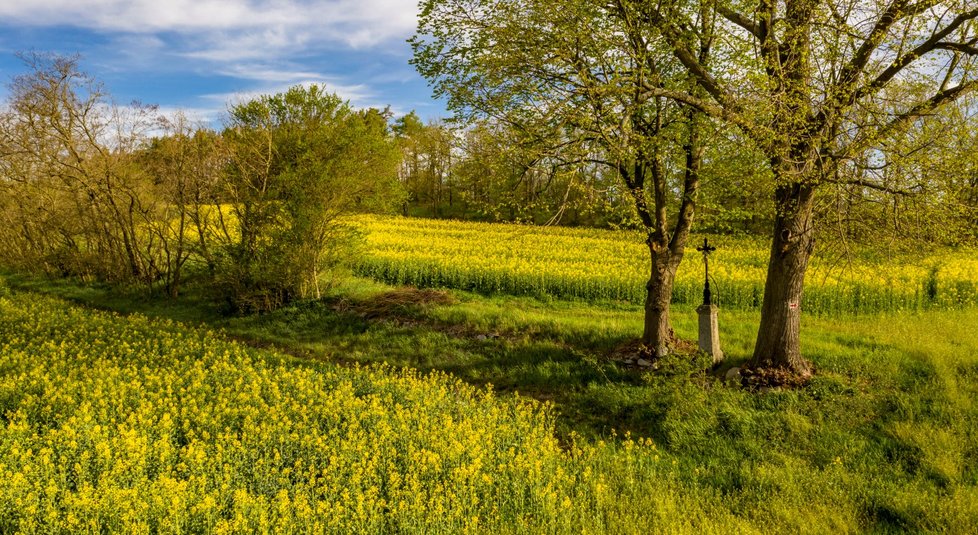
[{"xmin": 3, "ymin": 272, "xmax": 978, "ymax": 532}]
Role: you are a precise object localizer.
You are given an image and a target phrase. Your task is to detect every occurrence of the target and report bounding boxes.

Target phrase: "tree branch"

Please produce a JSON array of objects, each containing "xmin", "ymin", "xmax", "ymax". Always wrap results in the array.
[
  {"xmin": 824, "ymin": 177, "xmax": 918, "ymax": 196},
  {"xmin": 836, "ymin": 0, "xmax": 929, "ymax": 92},
  {"xmin": 852, "ymin": 7, "xmax": 978, "ymax": 104},
  {"xmin": 717, "ymin": 6, "xmax": 761, "ymax": 39},
  {"xmin": 849, "ymin": 80, "xmax": 978, "ymax": 157},
  {"xmin": 639, "ymin": 85, "xmax": 766, "ymax": 143},
  {"xmin": 643, "ymin": 7, "xmax": 740, "ymax": 113},
  {"xmin": 935, "ymin": 41, "xmax": 978, "ymax": 55}
]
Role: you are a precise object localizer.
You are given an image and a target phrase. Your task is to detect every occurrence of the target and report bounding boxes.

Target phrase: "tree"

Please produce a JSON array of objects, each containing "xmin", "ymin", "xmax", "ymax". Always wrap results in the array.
[
  {"xmin": 615, "ymin": 0, "xmax": 978, "ymax": 376},
  {"xmin": 850, "ymin": 92, "xmax": 978, "ymax": 245},
  {"xmin": 415, "ymin": 0, "xmax": 978, "ymax": 374},
  {"xmin": 0, "ymin": 53, "xmax": 161, "ymax": 285},
  {"xmin": 393, "ymin": 112, "xmax": 456, "ymax": 217},
  {"xmin": 218, "ymin": 85, "xmax": 402, "ymax": 312},
  {"xmin": 448, "ymin": 119, "xmax": 635, "ymax": 226},
  {"xmin": 137, "ymin": 116, "xmax": 226, "ymax": 296},
  {"xmin": 412, "ymin": 0, "xmax": 718, "ymax": 356}
]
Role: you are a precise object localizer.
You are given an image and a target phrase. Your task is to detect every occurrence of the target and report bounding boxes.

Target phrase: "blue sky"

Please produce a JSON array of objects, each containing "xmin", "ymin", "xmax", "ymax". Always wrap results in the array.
[{"xmin": 0, "ymin": 0, "xmax": 444, "ymax": 126}]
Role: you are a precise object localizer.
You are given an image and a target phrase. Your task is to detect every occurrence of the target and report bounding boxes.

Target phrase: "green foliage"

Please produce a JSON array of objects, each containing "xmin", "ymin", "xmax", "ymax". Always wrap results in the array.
[
  {"xmin": 218, "ymin": 85, "xmax": 403, "ymax": 312},
  {"xmin": 823, "ymin": 94, "xmax": 978, "ymax": 247}
]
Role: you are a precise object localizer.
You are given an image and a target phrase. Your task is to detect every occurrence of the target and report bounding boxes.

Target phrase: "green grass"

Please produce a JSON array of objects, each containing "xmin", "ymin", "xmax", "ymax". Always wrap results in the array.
[{"xmin": 4, "ymin": 273, "xmax": 978, "ymax": 532}]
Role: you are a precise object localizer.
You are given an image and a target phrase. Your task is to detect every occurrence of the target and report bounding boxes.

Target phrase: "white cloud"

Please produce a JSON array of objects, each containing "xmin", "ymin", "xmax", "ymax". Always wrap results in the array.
[
  {"xmin": 216, "ymin": 64, "xmax": 331, "ymax": 83},
  {"xmin": 180, "ymin": 29, "xmax": 312, "ymax": 62},
  {"xmin": 203, "ymin": 78, "xmax": 374, "ymax": 109},
  {"xmin": 0, "ymin": 0, "xmax": 418, "ymax": 48},
  {"xmin": 0, "ymin": 0, "xmax": 430, "ymax": 126},
  {"xmin": 152, "ymin": 105, "xmax": 227, "ymax": 127}
]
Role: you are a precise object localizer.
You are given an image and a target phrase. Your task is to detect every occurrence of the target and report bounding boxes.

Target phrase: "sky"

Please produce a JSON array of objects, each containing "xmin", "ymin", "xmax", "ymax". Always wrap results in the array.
[{"xmin": 0, "ymin": 0, "xmax": 444, "ymax": 126}]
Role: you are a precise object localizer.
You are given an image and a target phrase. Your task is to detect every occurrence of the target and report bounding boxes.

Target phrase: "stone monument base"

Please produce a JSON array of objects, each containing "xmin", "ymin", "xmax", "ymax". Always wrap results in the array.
[{"xmin": 697, "ymin": 304, "xmax": 723, "ymax": 364}]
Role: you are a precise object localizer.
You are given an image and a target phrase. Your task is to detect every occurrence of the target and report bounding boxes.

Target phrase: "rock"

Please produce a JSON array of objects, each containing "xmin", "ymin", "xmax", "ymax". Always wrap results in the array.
[
  {"xmin": 475, "ymin": 334, "xmax": 487, "ymax": 341},
  {"xmin": 637, "ymin": 358, "xmax": 652, "ymax": 367},
  {"xmin": 724, "ymin": 367, "xmax": 741, "ymax": 384}
]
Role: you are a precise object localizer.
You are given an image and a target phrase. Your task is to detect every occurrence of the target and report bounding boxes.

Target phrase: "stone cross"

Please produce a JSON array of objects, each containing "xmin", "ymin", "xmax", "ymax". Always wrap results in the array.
[
  {"xmin": 696, "ymin": 237, "xmax": 716, "ymax": 306},
  {"xmin": 695, "ymin": 238, "xmax": 723, "ymax": 364}
]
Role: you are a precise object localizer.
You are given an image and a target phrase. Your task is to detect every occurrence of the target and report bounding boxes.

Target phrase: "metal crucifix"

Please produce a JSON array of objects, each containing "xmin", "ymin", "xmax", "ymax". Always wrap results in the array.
[{"xmin": 696, "ymin": 237, "xmax": 716, "ymax": 306}]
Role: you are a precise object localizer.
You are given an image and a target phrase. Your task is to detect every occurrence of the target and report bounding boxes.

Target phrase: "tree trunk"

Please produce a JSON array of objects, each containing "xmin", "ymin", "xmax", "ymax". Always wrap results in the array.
[
  {"xmin": 750, "ymin": 181, "xmax": 816, "ymax": 375},
  {"xmin": 642, "ymin": 247, "xmax": 681, "ymax": 357}
]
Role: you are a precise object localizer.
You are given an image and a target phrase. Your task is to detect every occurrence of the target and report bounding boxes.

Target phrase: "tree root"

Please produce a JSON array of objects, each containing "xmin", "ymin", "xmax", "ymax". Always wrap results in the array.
[{"xmin": 739, "ymin": 363, "xmax": 813, "ymax": 390}]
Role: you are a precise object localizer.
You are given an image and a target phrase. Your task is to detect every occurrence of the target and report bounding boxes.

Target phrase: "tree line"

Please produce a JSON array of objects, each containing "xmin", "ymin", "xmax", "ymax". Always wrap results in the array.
[{"xmin": 0, "ymin": 54, "xmax": 401, "ymax": 312}]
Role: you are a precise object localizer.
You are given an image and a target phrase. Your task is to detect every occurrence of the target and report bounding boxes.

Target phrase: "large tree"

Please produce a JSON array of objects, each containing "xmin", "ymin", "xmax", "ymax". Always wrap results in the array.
[
  {"xmin": 413, "ymin": 0, "xmax": 718, "ymax": 356},
  {"xmin": 628, "ymin": 0, "xmax": 978, "ymax": 375},
  {"xmin": 416, "ymin": 0, "xmax": 978, "ymax": 373},
  {"xmin": 0, "ymin": 53, "xmax": 161, "ymax": 285}
]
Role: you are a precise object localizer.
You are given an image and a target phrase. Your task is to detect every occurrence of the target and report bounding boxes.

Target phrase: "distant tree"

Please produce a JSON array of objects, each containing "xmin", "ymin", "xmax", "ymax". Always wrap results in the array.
[
  {"xmin": 694, "ymin": 130, "xmax": 774, "ymax": 235},
  {"xmin": 449, "ymin": 120, "xmax": 634, "ymax": 226},
  {"xmin": 138, "ymin": 116, "xmax": 226, "ymax": 296},
  {"xmin": 218, "ymin": 85, "xmax": 402, "ymax": 312},
  {"xmin": 394, "ymin": 112, "xmax": 456, "ymax": 217},
  {"xmin": 450, "ymin": 121, "xmax": 559, "ymax": 223}
]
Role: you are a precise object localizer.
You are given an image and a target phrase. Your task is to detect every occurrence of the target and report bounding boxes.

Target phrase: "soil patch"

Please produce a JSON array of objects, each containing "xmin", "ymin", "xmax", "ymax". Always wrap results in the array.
[{"xmin": 335, "ymin": 287, "xmax": 456, "ymax": 319}]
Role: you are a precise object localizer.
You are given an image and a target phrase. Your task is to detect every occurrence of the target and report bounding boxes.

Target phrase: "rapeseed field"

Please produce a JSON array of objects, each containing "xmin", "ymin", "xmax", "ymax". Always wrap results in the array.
[{"xmin": 352, "ymin": 216, "xmax": 978, "ymax": 314}]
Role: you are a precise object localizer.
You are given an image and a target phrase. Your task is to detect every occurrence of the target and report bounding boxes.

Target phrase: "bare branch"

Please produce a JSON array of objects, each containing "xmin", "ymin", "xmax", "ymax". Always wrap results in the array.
[
  {"xmin": 717, "ymin": 6, "xmax": 761, "ymax": 39},
  {"xmin": 824, "ymin": 177, "xmax": 919, "ymax": 196},
  {"xmin": 836, "ymin": 0, "xmax": 934, "ymax": 93},
  {"xmin": 935, "ymin": 41, "xmax": 978, "ymax": 55},
  {"xmin": 852, "ymin": 7, "xmax": 978, "ymax": 104},
  {"xmin": 849, "ymin": 80, "xmax": 978, "ymax": 156}
]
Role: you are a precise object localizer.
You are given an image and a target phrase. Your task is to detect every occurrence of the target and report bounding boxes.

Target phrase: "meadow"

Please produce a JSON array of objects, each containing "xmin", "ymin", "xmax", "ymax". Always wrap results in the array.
[
  {"xmin": 0, "ymin": 280, "xmax": 752, "ymax": 534},
  {"xmin": 2, "ymin": 217, "xmax": 978, "ymax": 534},
  {"xmin": 3, "ymin": 269, "xmax": 978, "ymax": 533},
  {"xmin": 352, "ymin": 215, "xmax": 978, "ymax": 314}
]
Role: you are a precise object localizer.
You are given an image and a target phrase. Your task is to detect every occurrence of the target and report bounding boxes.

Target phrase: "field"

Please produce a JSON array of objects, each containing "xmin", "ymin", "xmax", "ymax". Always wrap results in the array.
[
  {"xmin": 3, "ymin": 263, "xmax": 978, "ymax": 532},
  {"xmin": 2, "ymin": 217, "xmax": 978, "ymax": 533},
  {"xmin": 352, "ymin": 215, "xmax": 978, "ymax": 314},
  {"xmin": 0, "ymin": 280, "xmax": 771, "ymax": 534}
]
